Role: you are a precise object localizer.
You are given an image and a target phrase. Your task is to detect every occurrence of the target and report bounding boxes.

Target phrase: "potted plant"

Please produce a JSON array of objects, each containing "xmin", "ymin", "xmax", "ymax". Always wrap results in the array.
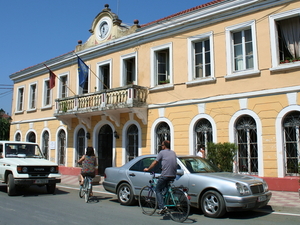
[{"xmin": 159, "ymin": 79, "xmax": 170, "ymax": 84}]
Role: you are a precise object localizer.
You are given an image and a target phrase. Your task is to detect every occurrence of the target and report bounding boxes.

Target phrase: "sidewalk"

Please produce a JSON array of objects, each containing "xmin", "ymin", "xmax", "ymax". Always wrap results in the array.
[{"xmin": 58, "ymin": 175, "xmax": 300, "ymax": 214}]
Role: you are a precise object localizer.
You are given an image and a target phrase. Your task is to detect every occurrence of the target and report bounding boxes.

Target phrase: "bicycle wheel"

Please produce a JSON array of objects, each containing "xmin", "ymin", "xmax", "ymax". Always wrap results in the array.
[
  {"xmin": 139, "ymin": 186, "xmax": 157, "ymax": 216},
  {"xmin": 84, "ymin": 178, "xmax": 90, "ymax": 203},
  {"xmin": 166, "ymin": 189, "xmax": 190, "ymax": 222},
  {"xmin": 79, "ymin": 185, "xmax": 84, "ymax": 198}
]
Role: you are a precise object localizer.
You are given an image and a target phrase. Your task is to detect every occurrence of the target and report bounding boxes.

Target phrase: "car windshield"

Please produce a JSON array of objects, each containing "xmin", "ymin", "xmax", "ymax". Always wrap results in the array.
[
  {"xmin": 179, "ymin": 156, "xmax": 221, "ymax": 173},
  {"xmin": 5, "ymin": 143, "xmax": 44, "ymax": 158}
]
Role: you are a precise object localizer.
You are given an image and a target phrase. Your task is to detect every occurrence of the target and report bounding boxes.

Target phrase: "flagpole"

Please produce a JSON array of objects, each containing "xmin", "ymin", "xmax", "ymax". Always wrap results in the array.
[
  {"xmin": 75, "ymin": 53, "xmax": 109, "ymax": 90},
  {"xmin": 44, "ymin": 64, "xmax": 76, "ymax": 96}
]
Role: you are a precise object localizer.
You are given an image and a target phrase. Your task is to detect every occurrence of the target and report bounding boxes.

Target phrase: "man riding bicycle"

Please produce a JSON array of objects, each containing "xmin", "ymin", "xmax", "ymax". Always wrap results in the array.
[{"xmin": 144, "ymin": 140, "xmax": 177, "ymax": 214}]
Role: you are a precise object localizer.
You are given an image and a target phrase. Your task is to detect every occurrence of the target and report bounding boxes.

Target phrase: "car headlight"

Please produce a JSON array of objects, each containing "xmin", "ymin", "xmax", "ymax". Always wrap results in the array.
[
  {"xmin": 17, "ymin": 166, "xmax": 28, "ymax": 173},
  {"xmin": 50, "ymin": 166, "xmax": 58, "ymax": 173},
  {"xmin": 236, "ymin": 182, "xmax": 250, "ymax": 195},
  {"xmin": 22, "ymin": 167, "xmax": 28, "ymax": 173}
]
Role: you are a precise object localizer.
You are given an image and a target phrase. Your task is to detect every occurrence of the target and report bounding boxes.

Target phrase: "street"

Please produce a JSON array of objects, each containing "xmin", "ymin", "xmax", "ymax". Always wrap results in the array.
[{"xmin": 0, "ymin": 185, "xmax": 299, "ymax": 225}]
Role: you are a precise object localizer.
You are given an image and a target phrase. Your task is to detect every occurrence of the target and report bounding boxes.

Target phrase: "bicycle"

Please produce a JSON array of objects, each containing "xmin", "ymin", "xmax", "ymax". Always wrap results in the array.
[
  {"xmin": 79, "ymin": 174, "xmax": 93, "ymax": 203},
  {"xmin": 139, "ymin": 172, "xmax": 190, "ymax": 223}
]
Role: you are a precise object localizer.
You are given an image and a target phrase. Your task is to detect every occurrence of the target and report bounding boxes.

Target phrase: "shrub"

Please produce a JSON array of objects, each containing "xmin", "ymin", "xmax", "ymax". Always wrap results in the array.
[{"xmin": 206, "ymin": 142, "xmax": 237, "ymax": 172}]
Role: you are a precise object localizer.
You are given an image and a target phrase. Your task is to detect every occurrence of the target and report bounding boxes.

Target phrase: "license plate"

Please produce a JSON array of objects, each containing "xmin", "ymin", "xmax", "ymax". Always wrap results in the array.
[
  {"xmin": 257, "ymin": 195, "xmax": 267, "ymax": 202},
  {"xmin": 34, "ymin": 179, "xmax": 48, "ymax": 184}
]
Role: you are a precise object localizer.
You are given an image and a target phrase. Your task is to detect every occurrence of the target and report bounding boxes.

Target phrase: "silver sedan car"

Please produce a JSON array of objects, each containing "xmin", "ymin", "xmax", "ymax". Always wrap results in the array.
[{"xmin": 103, "ymin": 154, "xmax": 272, "ymax": 218}]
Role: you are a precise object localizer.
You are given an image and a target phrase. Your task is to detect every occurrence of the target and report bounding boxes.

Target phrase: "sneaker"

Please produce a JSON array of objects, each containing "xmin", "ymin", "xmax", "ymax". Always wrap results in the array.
[{"xmin": 157, "ymin": 206, "xmax": 167, "ymax": 214}]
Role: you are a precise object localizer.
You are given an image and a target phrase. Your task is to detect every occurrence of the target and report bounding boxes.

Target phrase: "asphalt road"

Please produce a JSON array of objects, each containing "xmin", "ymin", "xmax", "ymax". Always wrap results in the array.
[{"xmin": 0, "ymin": 185, "xmax": 299, "ymax": 225}]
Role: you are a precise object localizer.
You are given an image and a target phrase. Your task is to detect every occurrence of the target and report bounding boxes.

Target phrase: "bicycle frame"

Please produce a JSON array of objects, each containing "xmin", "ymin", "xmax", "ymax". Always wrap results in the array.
[{"xmin": 139, "ymin": 171, "xmax": 190, "ymax": 222}]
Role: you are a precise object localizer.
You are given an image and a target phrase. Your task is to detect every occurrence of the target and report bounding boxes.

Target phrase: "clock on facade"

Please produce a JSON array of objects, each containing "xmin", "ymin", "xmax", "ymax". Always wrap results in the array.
[{"xmin": 96, "ymin": 17, "xmax": 111, "ymax": 40}]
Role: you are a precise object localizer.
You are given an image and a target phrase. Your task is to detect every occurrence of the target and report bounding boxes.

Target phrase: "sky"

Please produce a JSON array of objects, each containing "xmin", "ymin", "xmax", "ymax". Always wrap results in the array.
[{"xmin": 0, "ymin": 0, "xmax": 212, "ymax": 115}]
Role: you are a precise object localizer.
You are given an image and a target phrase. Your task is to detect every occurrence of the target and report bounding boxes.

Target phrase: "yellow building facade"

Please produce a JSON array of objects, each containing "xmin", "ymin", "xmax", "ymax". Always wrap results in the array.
[{"xmin": 9, "ymin": 0, "xmax": 300, "ymax": 191}]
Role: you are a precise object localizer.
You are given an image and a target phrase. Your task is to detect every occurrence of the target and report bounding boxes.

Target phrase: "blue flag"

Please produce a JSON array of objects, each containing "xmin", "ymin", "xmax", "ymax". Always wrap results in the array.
[{"xmin": 77, "ymin": 56, "xmax": 89, "ymax": 88}]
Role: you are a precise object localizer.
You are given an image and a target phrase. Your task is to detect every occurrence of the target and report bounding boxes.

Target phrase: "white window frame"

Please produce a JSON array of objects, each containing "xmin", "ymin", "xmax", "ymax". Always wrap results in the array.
[
  {"xmin": 27, "ymin": 82, "xmax": 37, "ymax": 111},
  {"xmin": 269, "ymin": 8, "xmax": 300, "ymax": 72},
  {"xmin": 225, "ymin": 20, "xmax": 259, "ymax": 79},
  {"xmin": 58, "ymin": 73, "xmax": 69, "ymax": 98},
  {"xmin": 42, "ymin": 78, "xmax": 52, "ymax": 109},
  {"xmin": 96, "ymin": 59, "xmax": 112, "ymax": 91},
  {"xmin": 150, "ymin": 43, "xmax": 173, "ymax": 89},
  {"xmin": 16, "ymin": 86, "xmax": 25, "ymax": 113},
  {"xmin": 120, "ymin": 52, "xmax": 137, "ymax": 86},
  {"xmin": 187, "ymin": 31, "xmax": 215, "ymax": 86}
]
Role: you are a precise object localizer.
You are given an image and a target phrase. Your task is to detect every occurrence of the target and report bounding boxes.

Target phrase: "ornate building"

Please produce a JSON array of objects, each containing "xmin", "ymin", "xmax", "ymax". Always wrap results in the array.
[{"xmin": 9, "ymin": 0, "xmax": 300, "ymax": 191}]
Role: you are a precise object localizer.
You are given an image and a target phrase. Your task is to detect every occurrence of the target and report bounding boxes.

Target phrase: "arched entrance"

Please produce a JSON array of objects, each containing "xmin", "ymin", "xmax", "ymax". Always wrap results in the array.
[{"xmin": 97, "ymin": 125, "xmax": 113, "ymax": 175}]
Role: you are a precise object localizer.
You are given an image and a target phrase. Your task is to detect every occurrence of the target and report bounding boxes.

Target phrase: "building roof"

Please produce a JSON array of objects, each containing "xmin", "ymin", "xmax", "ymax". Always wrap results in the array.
[{"xmin": 140, "ymin": 0, "xmax": 225, "ymax": 28}]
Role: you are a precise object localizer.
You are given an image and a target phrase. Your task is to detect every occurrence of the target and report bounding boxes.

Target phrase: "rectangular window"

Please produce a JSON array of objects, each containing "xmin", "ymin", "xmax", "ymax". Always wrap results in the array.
[
  {"xmin": 225, "ymin": 21, "xmax": 258, "ymax": 78},
  {"xmin": 97, "ymin": 59, "xmax": 111, "ymax": 91},
  {"xmin": 17, "ymin": 87, "xmax": 24, "ymax": 112},
  {"xmin": 233, "ymin": 29, "xmax": 253, "ymax": 71},
  {"xmin": 270, "ymin": 10, "xmax": 300, "ymax": 68},
  {"xmin": 151, "ymin": 43, "xmax": 173, "ymax": 88},
  {"xmin": 157, "ymin": 49, "xmax": 169, "ymax": 84},
  {"xmin": 60, "ymin": 75, "xmax": 68, "ymax": 98},
  {"xmin": 187, "ymin": 32, "xmax": 215, "ymax": 86},
  {"xmin": 125, "ymin": 58, "xmax": 135, "ymax": 85},
  {"xmin": 194, "ymin": 39, "xmax": 211, "ymax": 78},
  {"xmin": 43, "ymin": 80, "xmax": 51, "ymax": 107},
  {"xmin": 29, "ymin": 83, "xmax": 37, "ymax": 109},
  {"xmin": 121, "ymin": 53, "xmax": 137, "ymax": 86}
]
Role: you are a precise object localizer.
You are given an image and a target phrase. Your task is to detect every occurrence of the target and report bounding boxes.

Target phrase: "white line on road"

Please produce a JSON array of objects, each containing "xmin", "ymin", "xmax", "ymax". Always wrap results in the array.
[{"xmin": 57, "ymin": 184, "xmax": 116, "ymax": 195}]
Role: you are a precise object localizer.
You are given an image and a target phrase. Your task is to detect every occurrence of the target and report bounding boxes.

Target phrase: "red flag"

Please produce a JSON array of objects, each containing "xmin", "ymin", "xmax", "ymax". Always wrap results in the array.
[
  {"xmin": 49, "ymin": 70, "xmax": 56, "ymax": 89},
  {"xmin": 44, "ymin": 64, "xmax": 56, "ymax": 89}
]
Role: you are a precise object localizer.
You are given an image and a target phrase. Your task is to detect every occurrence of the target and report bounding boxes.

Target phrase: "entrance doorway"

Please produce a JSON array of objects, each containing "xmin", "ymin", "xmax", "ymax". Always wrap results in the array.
[{"xmin": 97, "ymin": 125, "xmax": 113, "ymax": 175}]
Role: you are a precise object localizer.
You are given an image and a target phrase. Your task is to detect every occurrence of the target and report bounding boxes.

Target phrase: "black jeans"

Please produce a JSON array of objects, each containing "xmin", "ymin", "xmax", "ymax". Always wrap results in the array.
[{"xmin": 155, "ymin": 176, "xmax": 175, "ymax": 209}]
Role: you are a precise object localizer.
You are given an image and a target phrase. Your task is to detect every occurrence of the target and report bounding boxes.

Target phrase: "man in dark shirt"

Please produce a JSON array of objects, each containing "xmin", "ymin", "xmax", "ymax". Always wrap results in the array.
[{"xmin": 144, "ymin": 140, "xmax": 177, "ymax": 214}]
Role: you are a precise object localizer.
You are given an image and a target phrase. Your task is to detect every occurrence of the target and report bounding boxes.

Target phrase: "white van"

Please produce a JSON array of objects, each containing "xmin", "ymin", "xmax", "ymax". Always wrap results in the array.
[{"xmin": 0, "ymin": 141, "xmax": 61, "ymax": 196}]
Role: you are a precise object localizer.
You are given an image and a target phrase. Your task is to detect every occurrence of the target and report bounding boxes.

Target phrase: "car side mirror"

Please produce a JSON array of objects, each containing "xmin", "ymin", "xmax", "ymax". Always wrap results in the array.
[{"xmin": 176, "ymin": 169, "xmax": 184, "ymax": 176}]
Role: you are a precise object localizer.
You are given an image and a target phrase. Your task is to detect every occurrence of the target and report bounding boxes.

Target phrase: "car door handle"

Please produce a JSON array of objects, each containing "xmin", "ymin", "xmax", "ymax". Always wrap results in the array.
[{"xmin": 129, "ymin": 173, "xmax": 136, "ymax": 177}]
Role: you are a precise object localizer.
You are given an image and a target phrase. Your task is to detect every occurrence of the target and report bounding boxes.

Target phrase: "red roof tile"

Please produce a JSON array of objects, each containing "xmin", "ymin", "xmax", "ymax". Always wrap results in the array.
[{"xmin": 140, "ymin": 0, "xmax": 225, "ymax": 28}]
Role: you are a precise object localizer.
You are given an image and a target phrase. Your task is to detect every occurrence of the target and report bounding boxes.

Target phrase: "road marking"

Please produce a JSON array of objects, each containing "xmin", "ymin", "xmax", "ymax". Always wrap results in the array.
[
  {"xmin": 255, "ymin": 209, "xmax": 300, "ymax": 217},
  {"xmin": 57, "ymin": 184, "xmax": 116, "ymax": 196}
]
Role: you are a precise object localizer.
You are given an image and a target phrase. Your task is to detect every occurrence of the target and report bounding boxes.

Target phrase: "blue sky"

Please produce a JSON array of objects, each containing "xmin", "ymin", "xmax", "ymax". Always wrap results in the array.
[{"xmin": 0, "ymin": 0, "xmax": 211, "ymax": 115}]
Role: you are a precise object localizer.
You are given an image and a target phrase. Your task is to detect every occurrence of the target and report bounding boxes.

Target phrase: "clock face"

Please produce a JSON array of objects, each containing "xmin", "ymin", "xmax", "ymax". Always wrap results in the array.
[
  {"xmin": 96, "ymin": 17, "xmax": 111, "ymax": 40},
  {"xmin": 100, "ymin": 21, "xmax": 109, "ymax": 38}
]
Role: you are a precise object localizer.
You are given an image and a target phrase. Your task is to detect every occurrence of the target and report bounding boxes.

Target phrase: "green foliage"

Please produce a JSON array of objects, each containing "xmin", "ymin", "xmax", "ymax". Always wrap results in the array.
[
  {"xmin": 0, "ymin": 112, "xmax": 10, "ymax": 140},
  {"xmin": 206, "ymin": 142, "xmax": 237, "ymax": 172}
]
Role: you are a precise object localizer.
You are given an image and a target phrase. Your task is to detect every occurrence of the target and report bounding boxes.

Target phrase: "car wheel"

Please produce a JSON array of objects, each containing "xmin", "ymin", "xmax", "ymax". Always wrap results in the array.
[
  {"xmin": 117, "ymin": 183, "xmax": 137, "ymax": 206},
  {"xmin": 7, "ymin": 174, "xmax": 17, "ymax": 196},
  {"xmin": 200, "ymin": 190, "xmax": 226, "ymax": 218},
  {"xmin": 46, "ymin": 183, "xmax": 56, "ymax": 194}
]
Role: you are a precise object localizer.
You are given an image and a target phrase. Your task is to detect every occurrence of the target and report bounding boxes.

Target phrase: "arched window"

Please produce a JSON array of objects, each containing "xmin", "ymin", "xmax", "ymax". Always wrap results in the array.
[
  {"xmin": 27, "ymin": 132, "xmax": 36, "ymax": 143},
  {"xmin": 77, "ymin": 128, "xmax": 85, "ymax": 163},
  {"xmin": 42, "ymin": 131, "xmax": 49, "ymax": 159},
  {"xmin": 283, "ymin": 111, "xmax": 300, "ymax": 176},
  {"xmin": 15, "ymin": 132, "xmax": 21, "ymax": 141},
  {"xmin": 194, "ymin": 119, "xmax": 213, "ymax": 155},
  {"xmin": 155, "ymin": 122, "xmax": 170, "ymax": 153},
  {"xmin": 235, "ymin": 115, "xmax": 258, "ymax": 174},
  {"xmin": 58, "ymin": 130, "xmax": 66, "ymax": 165},
  {"xmin": 126, "ymin": 124, "xmax": 138, "ymax": 162}
]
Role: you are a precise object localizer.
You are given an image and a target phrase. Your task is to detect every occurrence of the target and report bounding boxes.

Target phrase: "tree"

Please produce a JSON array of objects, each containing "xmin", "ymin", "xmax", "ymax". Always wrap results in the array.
[
  {"xmin": 0, "ymin": 108, "xmax": 11, "ymax": 140},
  {"xmin": 206, "ymin": 142, "xmax": 237, "ymax": 172}
]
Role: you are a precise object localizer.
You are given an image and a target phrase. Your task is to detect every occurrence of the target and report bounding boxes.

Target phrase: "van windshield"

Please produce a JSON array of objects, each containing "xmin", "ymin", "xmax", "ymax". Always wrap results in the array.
[{"xmin": 5, "ymin": 143, "xmax": 44, "ymax": 158}]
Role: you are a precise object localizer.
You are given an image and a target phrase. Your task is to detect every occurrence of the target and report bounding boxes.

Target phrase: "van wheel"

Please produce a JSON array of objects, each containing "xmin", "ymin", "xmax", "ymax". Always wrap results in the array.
[
  {"xmin": 46, "ymin": 184, "xmax": 56, "ymax": 194},
  {"xmin": 7, "ymin": 174, "xmax": 17, "ymax": 196}
]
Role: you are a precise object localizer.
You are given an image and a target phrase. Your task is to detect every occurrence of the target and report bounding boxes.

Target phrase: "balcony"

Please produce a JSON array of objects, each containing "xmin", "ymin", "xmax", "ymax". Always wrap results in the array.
[{"xmin": 54, "ymin": 85, "xmax": 148, "ymax": 129}]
